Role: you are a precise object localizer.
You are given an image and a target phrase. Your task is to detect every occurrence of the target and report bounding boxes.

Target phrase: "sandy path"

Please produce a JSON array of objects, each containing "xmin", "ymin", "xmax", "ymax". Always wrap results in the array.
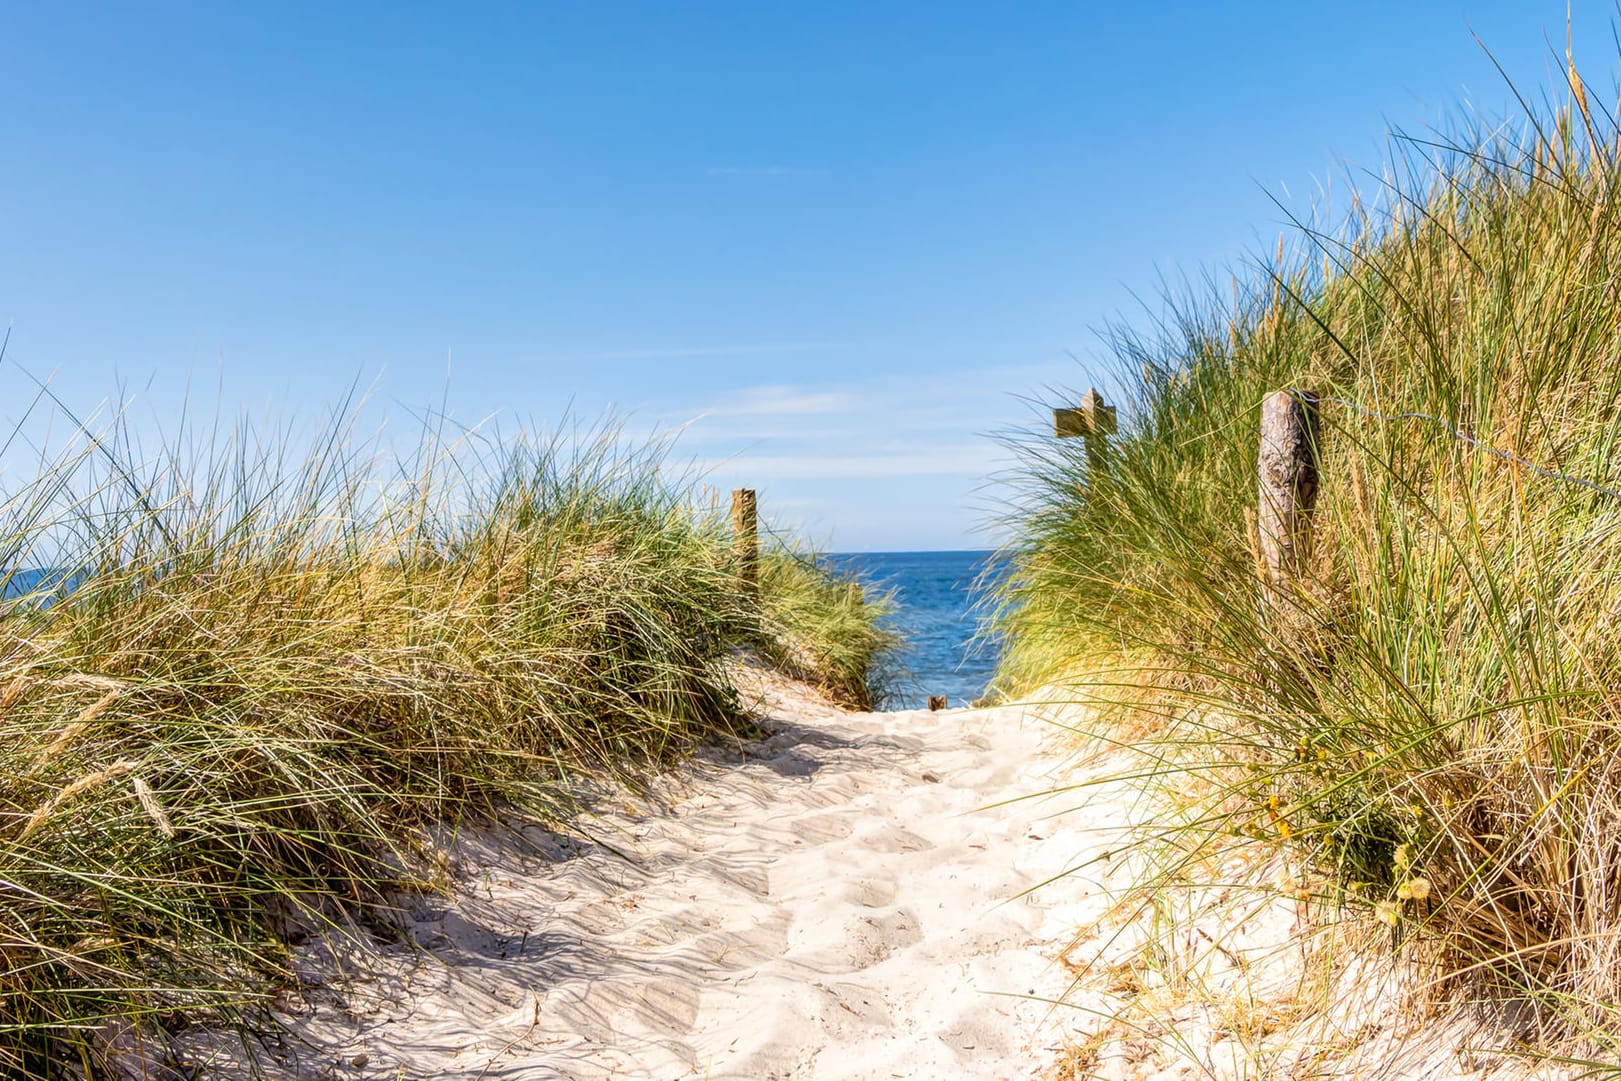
[{"xmin": 202, "ymin": 672, "xmax": 1108, "ymax": 1080}]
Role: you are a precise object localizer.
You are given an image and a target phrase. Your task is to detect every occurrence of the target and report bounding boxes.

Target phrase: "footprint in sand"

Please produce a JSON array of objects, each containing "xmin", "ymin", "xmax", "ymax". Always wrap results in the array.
[
  {"xmin": 828, "ymin": 981, "xmax": 893, "ymax": 1028},
  {"xmin": 857, "ymin": 824, "xmax": 933, "ymax": 854},
  {"xmin": 689, "ymin": 929, "xmax": 776, "ymax": 970},
  {"xmin": 844, "ymin": 876, "xmax": 899, "ymax": 909},
  {"xmin": 570, "ymin": 900, "xmax": 633, "ymax": 936},
  {"xmin": 631, "ymin": 979, "xmax": 702, "ymax": 1035},
  {"xmin": 678, "ymin": 907, "xmax": 791, "ymax": 970},
  {"xmin": 788, "ymin": 812, "xmax": 855, "ymax": 846},
  {"xmin": 711, "ymin": 862, "xmax": 771, "ymax": 897},
  {"xmin": 578, "ymin": 978, "xmax": 701, "ymax": 1038},
  {"xmin": 840, "ymin": 908, "xmax": 922, "ymax": 970}
]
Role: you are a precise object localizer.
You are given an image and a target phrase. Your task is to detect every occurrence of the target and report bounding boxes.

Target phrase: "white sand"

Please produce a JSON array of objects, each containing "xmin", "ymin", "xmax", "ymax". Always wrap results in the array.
[
  {"xmin": 169, "ymin": 667, "xmax": 1580, "ymax": 1080},
  {"xmin": 183, "ymin": 667, "xmax": 1115, "ymax": 1079},
  {"xmin": 167, "ymin": 667, "xmax": 1595, "ymax": 1081}
]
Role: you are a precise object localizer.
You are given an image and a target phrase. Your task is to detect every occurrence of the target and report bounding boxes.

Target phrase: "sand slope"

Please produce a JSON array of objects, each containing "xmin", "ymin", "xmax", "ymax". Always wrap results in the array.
[{"xmin": 192, "ymin": 669, "xmax": 1107, "ymax": 1079}]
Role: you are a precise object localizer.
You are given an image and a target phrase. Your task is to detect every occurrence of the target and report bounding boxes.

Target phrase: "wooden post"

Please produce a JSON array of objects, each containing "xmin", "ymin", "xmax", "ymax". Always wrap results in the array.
[
  {"xmin": 1054, "ymin": 388, "xmax": 1118, "ymax": 480},
  {"xmin": 731, "ymin": 488, "xmax": 758, "ymax": 591},
  {"xmin": 928, "ymin": 695, "xmax": 948, "ymax": 711},
  {"xmin": 1257, "ymin": 390, "xmax": 1320, "ymax": 589}
]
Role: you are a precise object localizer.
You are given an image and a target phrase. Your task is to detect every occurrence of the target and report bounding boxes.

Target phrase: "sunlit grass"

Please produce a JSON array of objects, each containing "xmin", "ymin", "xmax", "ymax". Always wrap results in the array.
[
  {"xmin": 755, "ymin": 544, "xmax": 899, "ymax": 709},
  {"xmin": 0, "ymin": 392, "xmax": 888, "ymax": 1073},
  {"xmin": 994, "ymin": 36, "xmax": 1621, "ymax": 1059}
]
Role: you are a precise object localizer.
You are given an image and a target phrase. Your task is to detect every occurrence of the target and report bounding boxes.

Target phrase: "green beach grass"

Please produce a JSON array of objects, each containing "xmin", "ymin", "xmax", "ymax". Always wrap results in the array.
[
  {"xmin": 0, "ymin": 393, "xmax": 889, "ymax": 1075},
  {"xmin": 755, "ymin": 544, "xmax": 897, "ymax": 710},
  {"xmin": 993, "ymin": 39, "xmax": 1621, "ymax": 1063}
]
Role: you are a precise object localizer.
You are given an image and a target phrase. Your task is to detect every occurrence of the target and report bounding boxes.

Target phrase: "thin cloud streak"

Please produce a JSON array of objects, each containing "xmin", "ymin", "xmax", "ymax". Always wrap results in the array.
[
  {"xmin": 666, "ymin": 362, "xmax": 1073, "ymax": 441},
  {"xmin": 705, "ymin": 166, "xmax": 829, "ymax": 177},
  {"xmin": 597, "ymin": 343, "xmax": 838, "ymax": 361},
  {"xmin": 684, "ymin": 385, "xmax": 860, "ymax": 420},
  {"xmin": 700, "ymin": 446, "xmax": 1001, "ymax": 480}
]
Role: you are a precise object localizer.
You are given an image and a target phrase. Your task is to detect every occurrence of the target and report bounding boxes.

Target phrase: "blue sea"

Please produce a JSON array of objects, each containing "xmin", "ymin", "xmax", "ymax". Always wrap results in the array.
[
  {"xmin": 2, "ymin": 567, "xmax": 80, "ymax": 603},
  {"xmin": 824, "ymin": 550, "xmax": 1003, "ymax": 711}
]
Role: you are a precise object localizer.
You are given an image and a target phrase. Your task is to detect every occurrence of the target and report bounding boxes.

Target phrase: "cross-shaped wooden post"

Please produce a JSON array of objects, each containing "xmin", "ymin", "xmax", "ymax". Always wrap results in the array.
[{"xmin": 1053, "ymin": 388, "xmax": 1117, "ymax": 481}]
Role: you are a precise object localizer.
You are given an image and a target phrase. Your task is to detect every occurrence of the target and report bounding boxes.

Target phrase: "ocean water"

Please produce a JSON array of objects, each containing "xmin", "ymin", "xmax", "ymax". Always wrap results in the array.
[
  {"xmin": 824, "ymin": 550, "xmax": 1003, "ymax": 711},
  {"xmin": 1, "ymin": 567, "xmax": 80, "ymax": 604}
]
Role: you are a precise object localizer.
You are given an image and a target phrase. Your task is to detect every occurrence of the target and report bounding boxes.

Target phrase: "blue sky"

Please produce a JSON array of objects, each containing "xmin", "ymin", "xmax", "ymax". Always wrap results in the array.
[{"xmin": 2, "ymin": 2, "xmax": 1615, "ymax": 550}]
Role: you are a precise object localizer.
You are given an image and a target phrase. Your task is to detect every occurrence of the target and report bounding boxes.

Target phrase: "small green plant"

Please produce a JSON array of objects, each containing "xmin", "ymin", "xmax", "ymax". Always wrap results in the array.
[{"xmin": 995, "ymin": 34, "xmax": 1621, "ymax": 1059}]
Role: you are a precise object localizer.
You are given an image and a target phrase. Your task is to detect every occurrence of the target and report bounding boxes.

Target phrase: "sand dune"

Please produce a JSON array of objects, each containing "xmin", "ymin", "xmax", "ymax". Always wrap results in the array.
[
  {"xmin": 181, "ymin": 666, "xmax": 1114, "ymax": 1079},
  {"xmin": 170, "ymin": 665, "xmax": 1578, "ymax": 1080}
]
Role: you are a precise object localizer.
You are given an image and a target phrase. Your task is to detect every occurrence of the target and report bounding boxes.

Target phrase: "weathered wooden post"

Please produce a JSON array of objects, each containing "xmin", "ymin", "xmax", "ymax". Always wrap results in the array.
[
  {"xmin": 1257, "ymin": 390, "xmax": 1321, "ymax": 590},
  {"xmin": 1054, "ymin": 388, "xmax": 1118, "ymax": 481},
  {"xmin": 731, "ymin": 488, "xmax": 758, "ymax": 591}
]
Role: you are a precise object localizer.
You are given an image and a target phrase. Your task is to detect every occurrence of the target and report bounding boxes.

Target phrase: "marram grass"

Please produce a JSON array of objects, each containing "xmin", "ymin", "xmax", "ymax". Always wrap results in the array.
[
  {"xmin": 994, "ymin": 39, "xmax": 1621, "ymax": 1061},
  {"xmin": 755, "ymin": 545, "xmax": 899, "ymax": 710},
  {"xmin": 0, "ymin": 402, "xmax": 887, "ymax": 1075}
]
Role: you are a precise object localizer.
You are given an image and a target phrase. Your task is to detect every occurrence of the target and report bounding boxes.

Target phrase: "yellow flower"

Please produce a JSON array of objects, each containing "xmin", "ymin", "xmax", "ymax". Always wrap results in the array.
[{"xmin": 1375, "ymin": 901, "xmax": 1400, "ymax": 927}]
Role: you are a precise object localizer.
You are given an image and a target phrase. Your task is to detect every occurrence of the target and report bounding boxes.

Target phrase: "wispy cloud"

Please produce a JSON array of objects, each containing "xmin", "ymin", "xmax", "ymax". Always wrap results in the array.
[
  {"xmin": 705, "ymin": 166, "xmax": 828, "ymax": 178},
  {"xmin": 597, "ymin": 342, "xmax": 837, "ymax": 361},
  {"xmin": 700, "ymin": 446, "xmax": 999, "ymax": 480},
  {"xmin": 644, "ymin": 362, "xmax": 1071, "ymax": 547},
  {"xmin": 666, "ymin": 365, "xmax": 1067, "ymax": 444},
  {"xmin": 694, "ymin": 385, "xmax": 859, "ymax": 419}
]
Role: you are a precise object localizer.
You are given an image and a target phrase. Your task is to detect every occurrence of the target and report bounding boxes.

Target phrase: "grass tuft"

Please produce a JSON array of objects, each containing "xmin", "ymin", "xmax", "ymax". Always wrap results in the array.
[{"xmin": 753, "ymin": 544, "xmax": 899, "ymax": 710}]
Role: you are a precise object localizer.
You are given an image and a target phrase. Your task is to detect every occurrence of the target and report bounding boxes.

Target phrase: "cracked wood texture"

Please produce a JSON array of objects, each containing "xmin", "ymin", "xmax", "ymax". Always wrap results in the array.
[{"xmin": 1257, "ymin": 389, "xmax": 1320, "ymax": 588}]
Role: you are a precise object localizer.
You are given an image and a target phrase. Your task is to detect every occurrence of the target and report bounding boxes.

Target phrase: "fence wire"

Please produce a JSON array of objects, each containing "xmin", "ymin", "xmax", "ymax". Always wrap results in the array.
[{"xmin": 1296, "ymin": 390, "xmax": 1621, "ymax": 503}]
